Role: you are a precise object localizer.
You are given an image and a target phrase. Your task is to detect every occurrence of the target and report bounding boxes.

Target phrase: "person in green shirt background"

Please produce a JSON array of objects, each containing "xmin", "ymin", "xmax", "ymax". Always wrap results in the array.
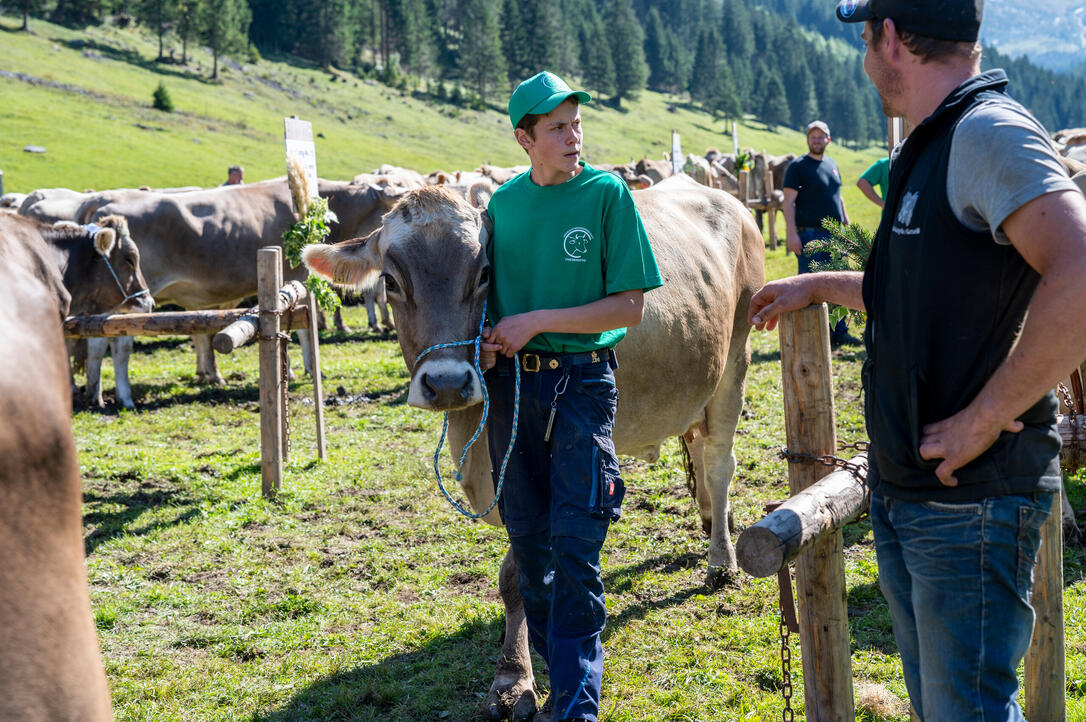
[
  {"xmin": 479, "ymin": 70, "xmax": 662, "ymax": 722},
  {"xmin": 857, "ymin": 156, "xmax": 890, "ymax": 208}
]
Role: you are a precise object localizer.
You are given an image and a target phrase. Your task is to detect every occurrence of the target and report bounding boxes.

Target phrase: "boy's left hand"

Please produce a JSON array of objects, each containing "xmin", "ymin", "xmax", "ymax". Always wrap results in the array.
[
  {"xmin": 487, "ymin": 311, "xmax": 541, "ymax": 357},
  {"xmin": 480, "ymin": 327, "xmax": 500, "ymax": 370}
]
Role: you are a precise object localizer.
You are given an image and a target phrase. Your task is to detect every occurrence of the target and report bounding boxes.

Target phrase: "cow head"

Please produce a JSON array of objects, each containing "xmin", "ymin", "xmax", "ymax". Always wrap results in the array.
[
  {"xmin": 303, "ymin": 185, "xmax": 490, "ymax": 411},
  {"xmin": 319, "ymin": 180, "xmax": 412, "ymax": 244},
  {"xmin": 50, "ymin": 215, "xmax": 154, "ymax": 316}
]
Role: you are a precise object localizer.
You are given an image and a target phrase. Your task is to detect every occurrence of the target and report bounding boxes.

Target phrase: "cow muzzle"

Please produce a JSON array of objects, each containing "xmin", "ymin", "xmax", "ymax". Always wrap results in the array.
[{"xmin": 408, "ymin": 358, "xmax": 482, "ymax": 410}]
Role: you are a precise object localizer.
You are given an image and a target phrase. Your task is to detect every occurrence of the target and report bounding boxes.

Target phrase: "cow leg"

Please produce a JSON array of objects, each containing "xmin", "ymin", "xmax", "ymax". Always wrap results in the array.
[
  {"xmin": 1063, "ymin": 483, "xmax": 1083, "ymax": 544},
  {"xmin": 193, "ymin": 334, "xmax": 224, "ymax": 385},
  {"xmin": 333, "ymin": 306, "xmax": 351, "ymax": 334},
  {"xmin": 84, "ymin": 337, "xmax": 109, "ymax": 408},
  {"xmin": 484, "ymin": 547, "xmax": 537, "ymax": 721},
  {"xmin": 295, "ymin": 329, "xmax": 315, "ymax": 377},
  {"xmin": 685, "ymin": 434, "xmax": 713, "ymax": 535},
  {"xmin": 376, "ymin": 280, "xmax": 394, "ymax": 331},
  {"xmin": 702, "ymin": 329, "xmax": 753, "ymax": 589},
  {"xmin": 110, "ymin": 336, "xmax": 136, "ymax": 410},
  {"xmin": 364, "ymin": 287, "xmax": 380, "ymax": 332}
]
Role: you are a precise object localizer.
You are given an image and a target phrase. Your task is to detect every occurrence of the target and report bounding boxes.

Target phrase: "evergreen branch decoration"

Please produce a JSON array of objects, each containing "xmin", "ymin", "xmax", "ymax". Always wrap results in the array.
[
  {"xmin": 806, "ymin": 218, "xmax": 874, "ymax": 328},
  {"xmin": 283, "ymin": 156, "xmax": 340, "ymax": 312}
]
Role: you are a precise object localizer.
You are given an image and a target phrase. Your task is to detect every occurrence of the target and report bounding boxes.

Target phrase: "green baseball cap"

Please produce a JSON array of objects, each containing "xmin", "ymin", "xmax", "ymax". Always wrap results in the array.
[{"xmin": 508, "ymin": 71, "xmax": 591, "ymax": 129}]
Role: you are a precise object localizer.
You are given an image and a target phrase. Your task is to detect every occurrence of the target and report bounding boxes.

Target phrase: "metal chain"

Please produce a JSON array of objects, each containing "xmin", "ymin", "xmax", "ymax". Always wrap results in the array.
[
  {"xmin": 779, "ymin": 592, "xmax": 795, "ymax": 722},
  {"xmin": 778, "ymin": 440, "xmax": 869, "ymax": 481},
  {"xmin": 1057, "ymin": 382, "xmax": 1080, "ymax": 469},
  {"xmin": 279, "ymin": 331, "xmax": 291, "ymax": 462}
]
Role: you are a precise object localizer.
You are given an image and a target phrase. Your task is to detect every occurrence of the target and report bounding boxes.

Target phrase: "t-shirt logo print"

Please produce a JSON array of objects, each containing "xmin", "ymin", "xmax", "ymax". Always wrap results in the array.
[
  {"xmin": 563, "ymin": 227, "xmax": 592, "ymax": 262},
  {"xmin": 896, "ymin": 192, "xmax": 919, "ymax": 226}
]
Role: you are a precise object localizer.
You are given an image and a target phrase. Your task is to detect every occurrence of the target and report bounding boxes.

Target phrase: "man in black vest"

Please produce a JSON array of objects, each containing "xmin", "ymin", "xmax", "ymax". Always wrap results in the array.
[{"xmin": 747, "ymin": 0, "xmax": 1086, "ymax": 718}]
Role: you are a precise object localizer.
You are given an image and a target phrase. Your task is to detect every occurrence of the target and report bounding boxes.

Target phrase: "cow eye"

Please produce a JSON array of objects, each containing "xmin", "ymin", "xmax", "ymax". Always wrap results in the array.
[
  {"xmin": 478, "ymin": 267, "xmax": 490, "ymax": 288},
  {"xmin": 381, "ymin": 273, "xmax": 400, "ymax": 296}
]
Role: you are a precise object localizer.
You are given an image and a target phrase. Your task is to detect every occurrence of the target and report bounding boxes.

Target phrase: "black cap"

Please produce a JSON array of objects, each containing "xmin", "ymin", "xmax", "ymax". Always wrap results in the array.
[{"xmin": 836, "ymin": 0, "xmax": 982, "ymax": 43}]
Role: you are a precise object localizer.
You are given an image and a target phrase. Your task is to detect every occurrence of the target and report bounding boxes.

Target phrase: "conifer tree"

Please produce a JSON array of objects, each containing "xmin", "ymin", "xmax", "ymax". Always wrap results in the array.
[
  {"xmin": 16, "ymin": 0, "xmax": 44, "ymax": 30},
  {"xmin": 605, "ymin": 0, "xmax": 647, "ymax": 105},
  {"xmin": 459, "ymin": 0, "xmax": 506, "ymax": 103},
  {"xmin": 199, "ymin": 0, "xmax": 250, "ymax": 79},
  {"xmin": 688, "ymin": 27, "xmax": 723, "ymax": 105},
  {"xmin": 500, "ymin": 0, "xmax": 532, "ymax": 85},
  {"xmin": 137, "ymin": 0, "xmax": 178, "ymax": 60},
  {"xmin": 175, "ymin": 0, "xmax": 200, "ymax": 64},
  {"xmin": 51, "ymin": 0, "xmax": 105, "ymax": 26},
  {"xmin": 579, "ymin": 5, "xmax": 615, "ymax": 97}
]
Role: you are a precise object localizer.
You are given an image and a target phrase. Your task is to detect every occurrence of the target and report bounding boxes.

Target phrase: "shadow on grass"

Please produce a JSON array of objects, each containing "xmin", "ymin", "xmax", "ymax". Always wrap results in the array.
[
  {"xmin": 751, "ymin": 348, "xmax": 781, "ymax": 365},
  {"xmin": 252, "ymin": 615, "xmax": 503, "ymax": 722},
  {"xmin": 133, "ymin": 337, "xmax": 190, "ymax": 353},
  {"xmin": 315, "ymin": 328, "xmax": 398, "ymax": 346},
  {"xmin": 134, "ymin": 382, "xmax": 261, "ymax": 410},
  {"xmin": 56, "ymin": 37, "xmax": 213, "ymax": 83},
  {"xmin": 83, "ymin": 482, "xmax": 201, "ymax": 554}
]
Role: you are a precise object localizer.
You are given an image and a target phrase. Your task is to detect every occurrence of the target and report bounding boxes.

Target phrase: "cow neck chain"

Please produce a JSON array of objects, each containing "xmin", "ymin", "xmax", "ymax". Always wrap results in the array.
[{"xmin": 413, "ymin": 299, "xmax": 519, "ymax": 520}]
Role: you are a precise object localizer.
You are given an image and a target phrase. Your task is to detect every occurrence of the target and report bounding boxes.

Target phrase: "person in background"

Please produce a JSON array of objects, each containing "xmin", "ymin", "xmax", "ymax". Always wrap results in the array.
[
  {"xmin": 750, "ymin": 0, "xmax": 1086, "ymax": 717},
  {"xmin": 857, "ymin": 156, "xmax": 890, "ymax": 208},
  {"xmin": 223, "ymin": 165, "xmax": 244, "ymax": 186},
  {"xmin": 782, "ymin": 120, "xmax": 858, "ymax": 345}
]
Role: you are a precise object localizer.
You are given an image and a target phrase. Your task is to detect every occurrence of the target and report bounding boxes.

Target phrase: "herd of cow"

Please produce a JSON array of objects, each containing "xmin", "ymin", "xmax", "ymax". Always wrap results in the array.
[{"xmin": 0, "ymin": 151, "xmax": 776, "ymax": 719}]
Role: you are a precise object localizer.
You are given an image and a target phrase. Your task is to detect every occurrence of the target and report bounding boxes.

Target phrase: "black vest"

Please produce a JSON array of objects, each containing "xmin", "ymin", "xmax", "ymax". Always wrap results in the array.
[{"xmin": 861, "ymin": 70, "xmax": 1061, "ymax": 502}]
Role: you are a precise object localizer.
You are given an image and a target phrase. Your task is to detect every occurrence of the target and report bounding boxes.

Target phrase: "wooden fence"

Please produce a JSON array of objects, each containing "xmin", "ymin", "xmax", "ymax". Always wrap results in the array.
[{"xmin": 64, "ymin": 246, "xmax": 324, "ymax": 497}]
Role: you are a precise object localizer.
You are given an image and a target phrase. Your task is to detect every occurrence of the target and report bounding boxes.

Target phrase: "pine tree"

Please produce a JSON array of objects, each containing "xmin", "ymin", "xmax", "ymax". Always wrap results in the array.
[
  {"xmin": 199, "ymin": 0, "xmax": 250, "ymax": 79},
  {"xmin": 710, "ymin": 59, "xmax": 741, "ymax": 122},
  {"xmin": 51, "ymin": 0, "xmax": 106, "ymax": 27},
  {"xmin": 688, "ymin": 27, "xmax": 723, "ymax": 105},
  {"xmin": 500, "ymin": 0, "xmax": 532, "ymax": 86},
  {"xmin": 175, "ymin": 0, "xmax": 200, "ymax": 64},
  {"xmin": 756, "ymin": 64, "xmax": 790, "ymax": 130},
  {"xmin": 643, "ymin": 7, "xmax": 670, "ymax": 92},
  {"xmin": 605, "ymin": 0, "xmax": 647, "ymax": 105},
  {"xmin": 16, "ymin": 0, "xmax": 44, "ymax": 30},
  {"xmin": 137, "ymin": 0, "xmax": 178, "ymax": 61},
  {"xmin": 520, "ymin": 2, "xmax": 559, "ymax": 76},
  {"xmin": 459, "ymin": 0, "xmax": 506, "ymax": 103},
  {"xmin": 398, "ymin": 0, "xmax": 436, "ymax": 78},
  {"xmin": 579, "ymin": 5, "xmax": 614, "ymax": 97}
]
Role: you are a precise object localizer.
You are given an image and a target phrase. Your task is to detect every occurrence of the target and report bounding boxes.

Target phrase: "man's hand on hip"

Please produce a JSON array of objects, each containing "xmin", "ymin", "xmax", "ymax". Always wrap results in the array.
[{"xmin": 919, "ymin": 409, "xmax": 1023, "ymax": 487}]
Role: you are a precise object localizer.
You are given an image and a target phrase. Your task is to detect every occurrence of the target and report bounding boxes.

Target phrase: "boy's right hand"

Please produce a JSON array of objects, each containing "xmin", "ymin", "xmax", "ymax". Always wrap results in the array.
[{"xmin": 480, "ymin": 327, "xmax": 501, "ymax": 370}]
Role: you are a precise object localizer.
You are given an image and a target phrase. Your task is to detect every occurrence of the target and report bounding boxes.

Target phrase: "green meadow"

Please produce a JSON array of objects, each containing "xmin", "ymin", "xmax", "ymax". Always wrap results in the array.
[{"xmin": 6, "ymin": 11, "xmax": 1083, "ymax": 722}]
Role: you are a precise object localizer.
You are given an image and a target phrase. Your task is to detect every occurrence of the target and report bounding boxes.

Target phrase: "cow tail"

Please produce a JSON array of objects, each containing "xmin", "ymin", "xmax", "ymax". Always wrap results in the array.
[{"xmin": 678, "ymin": 435, "xmax": 697, "ymax": 502}]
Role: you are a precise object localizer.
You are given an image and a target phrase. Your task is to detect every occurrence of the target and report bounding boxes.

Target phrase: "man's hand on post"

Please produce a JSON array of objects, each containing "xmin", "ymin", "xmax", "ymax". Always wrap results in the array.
[{"xmin": 748, "ymin": 276, "xmax": 816, "ymax": 331}]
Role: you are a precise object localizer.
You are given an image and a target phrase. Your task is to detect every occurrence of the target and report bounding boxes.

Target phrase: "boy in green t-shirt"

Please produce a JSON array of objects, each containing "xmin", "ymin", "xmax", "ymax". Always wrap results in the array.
[
  {"xmin": 857, "ymin": 156, "xmax": 890, "ymax": 208},
  {"xmin": 479, "ymin": 71, "xmax": 662, "ymax": 722}
]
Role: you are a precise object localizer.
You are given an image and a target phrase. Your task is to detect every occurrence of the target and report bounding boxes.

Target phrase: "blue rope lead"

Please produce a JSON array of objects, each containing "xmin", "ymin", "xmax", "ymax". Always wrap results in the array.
[{"xmin": 413, "ymin": 300, "xmax": 520, "ymax": 520}]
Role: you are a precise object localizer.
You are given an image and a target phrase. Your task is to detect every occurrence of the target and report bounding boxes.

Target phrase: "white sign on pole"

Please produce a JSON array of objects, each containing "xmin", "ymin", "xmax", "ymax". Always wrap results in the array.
[
  {"xmin": 671, "ymin": 130, "xmax": 684, "ymax": 176},
  {"xmin": 284, "ymin": 117, "xmax": 319, "ymax": 207},
  {"xmin": 732, "ymin": 122, "xmax": 739, "ymax": 156}
]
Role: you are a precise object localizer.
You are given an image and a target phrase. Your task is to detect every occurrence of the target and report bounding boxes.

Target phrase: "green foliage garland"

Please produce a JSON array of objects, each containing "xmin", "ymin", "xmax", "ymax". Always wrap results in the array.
[
  {"xmin": 806, "ymin": 219, "xmax": 874, "ymax": 328},
  {"xmin": 281, "ymin": 196, "xmax": 341, "ymax": 312}
]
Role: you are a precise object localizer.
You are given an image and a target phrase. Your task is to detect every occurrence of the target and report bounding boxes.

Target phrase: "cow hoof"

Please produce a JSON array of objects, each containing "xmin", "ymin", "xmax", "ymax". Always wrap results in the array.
[
  {"xmin": 484, "ymin": 682, "xmax": 536, "ymax": 721},
  {"xmin": 196, "ymin": 372, "xmax": 225, "ymax": 385},
  {"xmin": 705, "ymin": 565, "xmax": 738, "ymax": 590}
]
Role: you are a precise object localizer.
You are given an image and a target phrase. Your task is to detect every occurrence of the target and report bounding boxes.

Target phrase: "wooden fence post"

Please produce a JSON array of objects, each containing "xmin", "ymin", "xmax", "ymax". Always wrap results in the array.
[
  {"xmin": 258, "ymin": 247, "xmax": 283, "ymax": 497},
  {"xmin": 1025, "ymin": 490, "xmax": 1065, "ymax": 721},
  {"xmin": 308, "ymin": 293, "xmax": 327, "ymax": 460},
  {"xmin": 779, "ymin": 303, "xmax": 855, "ymax": 722}
]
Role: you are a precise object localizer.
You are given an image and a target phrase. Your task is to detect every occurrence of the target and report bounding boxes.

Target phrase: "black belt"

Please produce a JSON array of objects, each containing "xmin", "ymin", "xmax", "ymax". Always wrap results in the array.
[{"xmin": 510, "ymin": 348, "xmax": 616, "ymax": 373}]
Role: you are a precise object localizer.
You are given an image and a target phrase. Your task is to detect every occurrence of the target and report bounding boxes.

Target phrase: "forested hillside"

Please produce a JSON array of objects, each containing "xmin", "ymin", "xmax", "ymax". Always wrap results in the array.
[{"xmin": 7, "ymin": 0, "xmax": 1084, "ymax": 143}]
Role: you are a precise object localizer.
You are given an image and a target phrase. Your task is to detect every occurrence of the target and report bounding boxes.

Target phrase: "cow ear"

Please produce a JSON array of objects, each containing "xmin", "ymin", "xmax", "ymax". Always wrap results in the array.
[
  {"xmin": 302, "ymin": 236, "xmax": 381, "ymax": 291},
  {"xmin": 95, "ymin": 228, "xmax": 117, "ymax": 256},
  {"xmin": 468, "ymin": 181, "xmax": 493, "ymax": 210},
  {"xmin": 478, "ymin": 209, "xmax": 493, "ymax": 254}
]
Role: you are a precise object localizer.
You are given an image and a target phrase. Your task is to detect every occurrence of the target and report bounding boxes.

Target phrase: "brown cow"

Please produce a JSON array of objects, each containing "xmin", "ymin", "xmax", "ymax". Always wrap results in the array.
[
  {"xmin": 302, "ymin": 175, "xmax": 764, "ymax": 719},
  {"xmin": 0, "ymin": 214, "xmax": 114, "ymax": 720},
  {"xmin": 91, "ymin": 178, "xmax": 405, "ymax": 387}
]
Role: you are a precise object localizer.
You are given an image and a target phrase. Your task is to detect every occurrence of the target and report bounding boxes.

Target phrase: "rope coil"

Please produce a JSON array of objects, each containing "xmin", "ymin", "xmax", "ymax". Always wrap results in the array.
[{"xmin": 413, "ymin": 300, "xmax": 519, "ymax": 519}]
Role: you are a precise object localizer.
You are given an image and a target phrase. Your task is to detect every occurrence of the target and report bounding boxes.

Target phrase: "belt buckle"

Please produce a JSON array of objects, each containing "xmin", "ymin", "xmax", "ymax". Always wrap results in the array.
[
  {"xmin": 521, "ymin": 353, "xmax": 541, "ymax": 373},
  {"xmin": 591, "ymin": 350, "xmax": 600, "ymax": 363}
]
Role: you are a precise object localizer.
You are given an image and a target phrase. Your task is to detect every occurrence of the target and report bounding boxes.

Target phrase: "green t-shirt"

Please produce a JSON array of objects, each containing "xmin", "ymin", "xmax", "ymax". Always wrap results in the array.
[
  {"xmin": 486, "ymin": 162, "xmax": 663, "ymax": 353},
  {"xmin": 860, "ymin": 157, "xmax": 890, "ymax": 198}
]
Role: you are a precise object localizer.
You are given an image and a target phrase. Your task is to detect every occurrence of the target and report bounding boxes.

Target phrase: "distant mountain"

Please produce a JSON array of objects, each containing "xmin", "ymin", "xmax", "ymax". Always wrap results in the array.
[{"xmin": 980, "ymin": 0, "xmax": 1086, "ymax": 73}]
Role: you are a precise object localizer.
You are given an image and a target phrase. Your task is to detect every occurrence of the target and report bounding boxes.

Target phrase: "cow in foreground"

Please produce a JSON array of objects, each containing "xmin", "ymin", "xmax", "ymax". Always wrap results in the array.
[
  {"xmin": 0, "ymin": 214, "xmax": 114, "ymax": 720},
  {"xmin": 303, "ymin": 176, "xmax": 763, "ymax": 719}
]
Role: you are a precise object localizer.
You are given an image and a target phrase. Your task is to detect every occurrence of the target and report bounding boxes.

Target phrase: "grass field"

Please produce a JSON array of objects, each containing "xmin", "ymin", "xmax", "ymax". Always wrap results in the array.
[
  {"xmin": 1, "ymin": 12, "xmax": 884, "ymax": 234},
  {"xmin": 72, "ymin": 250, "xmax": 1086, "ymax": 721},
  {"xmin": 6, "ymin": 11, "xmax": 1084, "ymax": 721}
]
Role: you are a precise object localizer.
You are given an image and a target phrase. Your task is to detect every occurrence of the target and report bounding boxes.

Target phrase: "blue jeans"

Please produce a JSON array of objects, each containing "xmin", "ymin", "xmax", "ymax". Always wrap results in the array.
[
  {"xmin": 870, "ymin": 490, "xmax": 1053, "ymax": 721},
  {"xmin": 486, "ymin": 355, "xmax": 623, "ymax": 722}
]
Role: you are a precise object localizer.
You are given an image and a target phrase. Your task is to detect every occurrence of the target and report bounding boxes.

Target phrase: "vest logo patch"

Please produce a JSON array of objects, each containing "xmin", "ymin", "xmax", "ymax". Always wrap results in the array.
[
  {"xmin": 896, "ymin": 192, "xmax": 919, "ymax": 226},
  {"xmin": 563, "ymin": 227, "xmax": 592, "ymax": 262}
]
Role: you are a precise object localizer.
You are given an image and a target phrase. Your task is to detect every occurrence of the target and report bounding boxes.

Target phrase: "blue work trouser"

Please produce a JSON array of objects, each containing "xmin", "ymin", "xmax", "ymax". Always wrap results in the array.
[
  {"xmin": 486, "ymin": 354, "xmax": 624, "ymax": 722},
  {"xmin": 870, "ymin": 490, "xmax": 1053, "ymax": 721}
]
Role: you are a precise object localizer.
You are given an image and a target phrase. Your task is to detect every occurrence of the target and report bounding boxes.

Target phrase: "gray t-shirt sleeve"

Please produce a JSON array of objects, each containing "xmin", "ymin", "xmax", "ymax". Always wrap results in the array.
[{"xmin": 948, "ymin": 102, "xmax": 1078, "ymax": 245}]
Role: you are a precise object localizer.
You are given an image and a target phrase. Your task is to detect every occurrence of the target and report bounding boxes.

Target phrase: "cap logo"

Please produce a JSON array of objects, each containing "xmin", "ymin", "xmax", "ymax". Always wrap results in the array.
[{"xmin": 839, "ymin": 0, "xmax": 860, "ymax": 18}]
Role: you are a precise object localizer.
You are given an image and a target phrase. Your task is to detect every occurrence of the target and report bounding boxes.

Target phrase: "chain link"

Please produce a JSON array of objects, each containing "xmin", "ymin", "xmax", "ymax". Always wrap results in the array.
[
  {"xmin": 779, "ymin": 592, "xmax": 795, "ymax": 722},
  {"xmin": 778, "ymin": 441, "xmax": 868, "ymax": 481},
  {"xmin": 1057, "ymin": 382, "xmax": 1081, "ymax": 469}
]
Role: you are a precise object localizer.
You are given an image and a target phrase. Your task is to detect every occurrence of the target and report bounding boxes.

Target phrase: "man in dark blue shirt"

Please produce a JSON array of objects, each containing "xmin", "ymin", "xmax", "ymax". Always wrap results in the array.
[{"xmin": 782, "ymin": 120, "xmax": 856, "ymax": 344}]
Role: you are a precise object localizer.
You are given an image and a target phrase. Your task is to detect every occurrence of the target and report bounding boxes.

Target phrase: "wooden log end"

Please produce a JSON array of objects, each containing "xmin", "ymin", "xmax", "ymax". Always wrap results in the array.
[{"xmin": 736, "ymin": 526, "xmax": 787, "ymax": 578}]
